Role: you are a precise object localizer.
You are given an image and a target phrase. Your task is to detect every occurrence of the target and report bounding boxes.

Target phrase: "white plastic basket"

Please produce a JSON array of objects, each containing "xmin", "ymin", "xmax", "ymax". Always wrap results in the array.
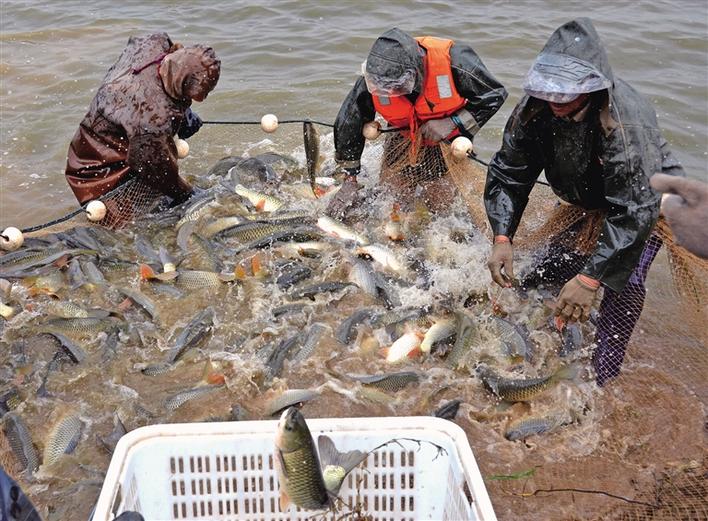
[{"xmin": 92, "ymin": 416, "xmax": 497, "ymax": 521}]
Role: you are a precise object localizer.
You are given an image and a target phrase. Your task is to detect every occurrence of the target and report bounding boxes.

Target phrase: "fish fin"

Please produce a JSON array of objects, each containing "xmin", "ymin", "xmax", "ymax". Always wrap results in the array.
[
  {"xmin": 251, "ymin": 253, "xmax": 263, "ymax": 277},
  {"xmin": 279, "ymin": 489, "xmax": 290, "ymax": 511},
  {"xmin": 407, "ymin": 345, "xmax": 422, "ymax": 359},
  {"xmin": 234, "ymin": 264, "xmax": 247, "ymax": 280},
  {"xmin": 139, "ymin": 263, "xmax": 156, "ymax": 280},
  {"xmin": 378, "ymin": 347, "xmax": 390, "ymax": 358},
  {"xmin": 255, "ymin": 199, "xmax": 266, "ymax": 212},
  {"xmin": 318, "ymin": 435, "xmax": 367, "ymax": 474}
]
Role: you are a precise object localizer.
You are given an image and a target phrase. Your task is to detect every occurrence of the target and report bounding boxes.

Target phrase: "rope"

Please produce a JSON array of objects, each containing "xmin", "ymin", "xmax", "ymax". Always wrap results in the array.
[
  {"xmin": 3, "ymin": 118, "xmax": 545, "ymax": 237},
  {"xmin": 203, "ymin": 119, "xmax": 335, "ymax": 128}
]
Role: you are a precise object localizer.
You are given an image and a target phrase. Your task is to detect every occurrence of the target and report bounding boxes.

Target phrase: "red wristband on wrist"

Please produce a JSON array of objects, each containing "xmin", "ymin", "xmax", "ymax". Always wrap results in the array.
[
  {"xmin": 494, "ymin": 235, "xmax": 510, "ymax": 244},
  {"xmin": 577, "ymin": 274, "xmax": 600, "ymax": 289}
]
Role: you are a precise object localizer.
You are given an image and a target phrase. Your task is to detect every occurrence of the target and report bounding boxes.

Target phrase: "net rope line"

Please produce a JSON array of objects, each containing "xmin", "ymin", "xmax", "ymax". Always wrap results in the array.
[{"xmin": 3, "ymin": 117, "xmax": 548, "ymax": 236}]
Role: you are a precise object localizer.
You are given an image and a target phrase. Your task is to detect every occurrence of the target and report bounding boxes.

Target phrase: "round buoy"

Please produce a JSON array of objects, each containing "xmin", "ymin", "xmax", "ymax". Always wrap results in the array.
[
  {"xmin": 451, "ymin": 136, "xmax": 473, "ymax": 159},
  {"xmin": 175, "ymin": 138, "xmax": 190, "ymax": 159},
  {"xmin": 362, "ymin": 121, "xmax": 382, "ymax": 140},
  {"xmin": 85, "ymin": 200, "xmax": 107, "ymax": 222},
  {"xmin": 0, "ymin": 227, "xmax": 23, "ymax": 251},
  {"xmin": 260, "ymin": 114, "xmax": 279, "ymax": 133}
]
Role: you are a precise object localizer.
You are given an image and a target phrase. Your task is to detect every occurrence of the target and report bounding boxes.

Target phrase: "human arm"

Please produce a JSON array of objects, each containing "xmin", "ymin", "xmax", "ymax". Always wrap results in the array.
[
  {"xmin": 127, "ymin": 132, "xmax": 192, "ymax": 202},
  {"xmin": 333, "ymin": 76, "xmax": 376, "ymax": 175},
  {"xmin": 449, "ymin": 42, "xmax": 508, "ymax": 137},
  {"xmin": 177, "ymin": 107, "xmax": 203, "ymax": 139}
]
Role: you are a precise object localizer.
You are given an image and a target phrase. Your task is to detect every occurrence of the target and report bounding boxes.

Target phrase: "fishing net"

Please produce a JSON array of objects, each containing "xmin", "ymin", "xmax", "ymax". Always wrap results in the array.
[
  {"xmin": 377, "ymin": 128, "xmax": 708, "ymax": 521},
  {"xmin": 94, "ymin": 176, "xmax": 163, "ymax": 229}
]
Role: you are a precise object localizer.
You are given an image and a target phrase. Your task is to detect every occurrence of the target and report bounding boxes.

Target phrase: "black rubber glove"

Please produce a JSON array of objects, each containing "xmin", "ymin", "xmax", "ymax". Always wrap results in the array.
[
  {"xmin": 177, "ymin": 108, "xmax": 203, "ymax": 139},
  {"xmin": 326, "ymin": 170, "xmax": 360, "ymax": 219}
]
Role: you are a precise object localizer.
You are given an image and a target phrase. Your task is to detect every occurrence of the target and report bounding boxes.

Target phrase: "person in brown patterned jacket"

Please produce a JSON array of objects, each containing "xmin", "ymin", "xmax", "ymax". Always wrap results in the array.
[{"xmin": 65, "ymin": 33, "xmax": 220, "ymax": 209}]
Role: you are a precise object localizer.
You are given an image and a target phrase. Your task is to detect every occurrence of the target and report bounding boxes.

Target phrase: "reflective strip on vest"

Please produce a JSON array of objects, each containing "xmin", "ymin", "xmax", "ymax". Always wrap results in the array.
[{"xmin": 436, "ymin": 75, "xmax": 453, "ymax": 99}]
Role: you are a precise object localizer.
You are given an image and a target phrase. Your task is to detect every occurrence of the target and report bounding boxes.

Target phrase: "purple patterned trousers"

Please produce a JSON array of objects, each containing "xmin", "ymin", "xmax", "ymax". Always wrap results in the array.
[{"xmin": 522, "ymin": 234, "xmax": 663, "ymax": 386}]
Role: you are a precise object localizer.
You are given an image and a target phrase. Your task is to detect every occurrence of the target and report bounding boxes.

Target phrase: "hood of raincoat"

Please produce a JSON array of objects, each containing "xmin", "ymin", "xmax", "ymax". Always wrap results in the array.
[
  {"xmin": 159, "ymin": 45, "xmax": 221, "ymax": 102},
  {"xmin": 523, "ymin": 18, "xmax": 614, "ymax": 102},
  {"xmin": 364, "ymin": 28, "xmax": 424, "ymax": 96}
]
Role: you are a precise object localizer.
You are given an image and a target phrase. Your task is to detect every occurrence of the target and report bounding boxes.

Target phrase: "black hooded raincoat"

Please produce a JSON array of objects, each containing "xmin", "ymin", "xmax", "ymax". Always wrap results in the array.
[
  {"xmin": 334, "ymin": 28, "xmax": 507, "ymax": 170},
  {"xmin": 484, "ymin": 19, "xmax": 684, "ymax": 292}
]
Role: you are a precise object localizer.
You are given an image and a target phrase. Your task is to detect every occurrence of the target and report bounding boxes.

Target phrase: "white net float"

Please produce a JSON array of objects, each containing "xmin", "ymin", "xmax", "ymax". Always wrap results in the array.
[
  {"xmin": 85, "ymin": 200, "xmax": 107, "ymax": 222},
  {"xmin": 363, "ymin": 121, "xmax": 382, "ymax": 140},
  {"xmin": 175, "ymin": 138, "xmax": 190, "ymax": 159},
  {"xmin": 0, "ymin": 227, "xmax": 24, "ymax": 251},
  {"xmin": 450, "ymin": 136, "xmax": 473, "ymax": 159},
  {"xmin": 260, "ymin": 114, "xmax": 279, "ymax": 133}
]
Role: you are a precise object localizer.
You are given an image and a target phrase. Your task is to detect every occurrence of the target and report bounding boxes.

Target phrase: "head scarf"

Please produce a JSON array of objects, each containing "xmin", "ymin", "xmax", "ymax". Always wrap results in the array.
[{"xmin": 159, "ymin": 45, "xmax": 220, "ymax": 101}]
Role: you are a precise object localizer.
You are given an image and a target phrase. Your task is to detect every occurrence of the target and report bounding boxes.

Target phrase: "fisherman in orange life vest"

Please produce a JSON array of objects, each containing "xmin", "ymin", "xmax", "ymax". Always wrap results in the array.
[{"xmin": 327, "ymin": 28, "xmax": 507, "ymax": 218}]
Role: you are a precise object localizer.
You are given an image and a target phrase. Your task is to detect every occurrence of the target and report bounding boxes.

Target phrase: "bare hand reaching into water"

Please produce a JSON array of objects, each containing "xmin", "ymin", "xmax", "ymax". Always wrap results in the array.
[
  {"xmin": 487, "ymin": 236, "xmax": 514, "ymax": 287},
  {"xmin": 650, "ymin": 173, "xmax": 708, "ymax": 259}
]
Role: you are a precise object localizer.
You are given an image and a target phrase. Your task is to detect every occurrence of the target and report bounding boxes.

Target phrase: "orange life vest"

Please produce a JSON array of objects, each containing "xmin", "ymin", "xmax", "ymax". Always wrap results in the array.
[{"xmin": 371, "ymin": 36, "xmax": 467, "ymax": 148}]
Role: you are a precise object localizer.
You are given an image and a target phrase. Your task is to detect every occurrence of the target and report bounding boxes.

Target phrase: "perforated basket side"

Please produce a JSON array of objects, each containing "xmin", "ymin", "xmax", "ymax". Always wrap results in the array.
[{"xmin": 92, "ymin": 417, "xmax": 497, "ymax": 521}]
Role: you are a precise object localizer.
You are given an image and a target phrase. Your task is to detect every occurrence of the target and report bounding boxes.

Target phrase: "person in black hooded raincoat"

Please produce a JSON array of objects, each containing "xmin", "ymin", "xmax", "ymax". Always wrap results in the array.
[
  {"xmin": 328, "ymin": 28, "xmax": 507, "ymax": 217},
  {"xmin": 484, "ymin": 18, "xmax": 685, "ymax": 386}
]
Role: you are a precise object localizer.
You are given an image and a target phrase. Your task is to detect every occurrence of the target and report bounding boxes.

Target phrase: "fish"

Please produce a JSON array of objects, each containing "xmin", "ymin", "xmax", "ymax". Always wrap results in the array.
[
  {"xmin": 141, "ymin": 264, "xmax": 233, "ymax": 290},
  {"xmin": 134, "ymin": 235, "xmax": 160, "ymax": 264},
  {"xmin": 318, "ymin": 434, "xmax": 367, "ymax": 494},
  {"xmin": 475, "ymin": 363, "xmax": 580, "ymax": 402},
  {"xmin": 102, "ymin": 329, "xmax": 120, "ymax": 362},
  {"xmin": 166, "ymin": 307, "xmax": 215, "ymax": 363},
  {"xmin": 289, "ymin": 281, "xmax": 355, "ymax": 301},
  {"xmin": 303, "ymin": 121, "xmax": 321, "ymax": 197},
  {"xmin": 115, "ymin": 287, "xmax": 159, "ymax": 321},
  {"xmin": 40, "ymin": 316, "xmax": 121, "ymax": 339},
  {"xmin": 44, "ymin": 411, "xmax": 84, "ymax": 466},
  {"xmin": 201, "ymin": 216, "xmax": 248, "ymax": 239},
  {"xmin": 0, "ymin": 388, "xmax": 21, "ymax": 418},
  {"xmin": 96, "ymin": 413, "xmax": 127, "ymax": 455},
  {"xmin": 489, "ymin": 316, "xmax": 532, "ymax": 363},
  {"xmin": 164, "ymin": 384, "xmax": 223, "ymax": 411},
  {"xmin": 265, "ymin": 389, "xmax": 321, "ymax": 417},
  {"xmin": 82, "ymin": 260, "xmax": 108, "ymax": 288},
  {"xmin": 176, "ymin": 197, "xmax": 217, "ymax": 230},
  {"xmin": 1, "ymin": 302, "xmax": 16, "ymax": 319},
  {"xmin": 420, "ymin": 317, "xmax": 456, "ymax": 353},
  {"xmin": 263, "ymin": 334, "xmax": 301, "ymax": 380},
  {"xmin": 272, "ymin": 303, "xmax": 311, "ymax": 318},
  {"xmin": 434, "ymin": 399, "xmax": 461, "ymax": 420},
  {"xmin": 45, "ymin": 332, "xmax": 87, "ymax": 363},
  {"xmin": 233, "ymin": 184, "xmax": 284, "ymax": 212},
  {"xmin": 382, "ymin": 330, "xmax": 424, "ymax": 363},
  {"xmin": 2, "ymin": 412, "xmax": 39, "ymax": 474},
  {"xmin": 274, "ymin": 407, "xmax": 330, "ymax": 511},
  {"xmin": 0, "ymin": 248, "xmax": 97, "ymax": 278},
  {"xmin": 291, "ymin": 323, "xmax": 328, "ymax": 364},
  {"xmin": 276, "ymin": 262, "xmax": 313, "ymax": 290},
  {"xmin": 384, "ymin": 203, "xmax": 405, "ymax": 241},
  {"xmin": 140, "ymin": 362, "xmax": 176, "ymax": 376},
  {"xmin": 356, "ymin": 244, "xmax": 407, "ymax": 275},
  {"xmin": 231, "ymin": 229, "xmax": 322, "ymax": 256},
  {"xmin": 45, "ymin": 301, "xmax": 109, "ymax": 319},
  {"xmin": 560, "ymin": 322, "xmax": 583, "ymax": 357},
  {"xmin": 336, "ymin": 308, "xmax": 383, "ymax": 344},
  {"xmin": 447, "ymin": 312, "xmax": 478, "ymax": 369},
  {"xmin": 66, "ymin": 258, "xmax": 87, "ymax": 290},
  {"xmin": 158, "ymin": 246, "xmax": 177, "ymax": 273},
  {"xmin": 316, "ymin": 216, "xmax": 369, "ymax": 245},
  {"xmin": 217, "ymin": 220, "xmax": 291, "ymax": 242},
  {"xmin": 505, "ymin": 409, "xmax": 574, "ymax": 441},
  {"xmin": 347, "ymin": 259, "xmax": 378, "ymax": 297},
  {"xmin": 349, "ymin": 371, "xmax": 421, "ymax": 393}
]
